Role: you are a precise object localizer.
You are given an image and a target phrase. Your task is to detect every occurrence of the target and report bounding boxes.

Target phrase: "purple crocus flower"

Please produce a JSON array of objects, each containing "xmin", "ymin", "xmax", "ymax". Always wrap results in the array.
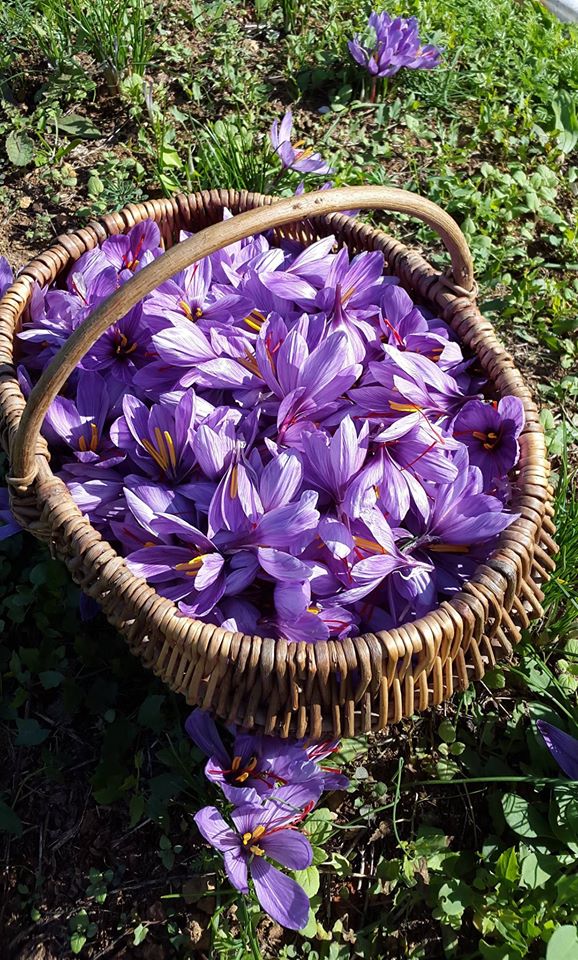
[
  {"xmin": 100, "ymin": 219, "xmax": 163, "ymax": 274},
  {"xmin": 451, "ymin": 397, "xmax": 525, "ymax": 490},
  {"xmin": 83, "ymin": 304, "xmax": 151, "ymax": 385},
  {"xmin": 537, "ymin": 720, "xmax": 578, "ymax": 780},
  {"xmin": 0, "ymin": 488, "xmax": 21, "ymax": 540},
  {"xmin": 43, "ymin": 371, "xmax": 124, "ymax": 467},
  {"xmin": 0, "ymin": 256, "xmax": 13, "ymax": 297},
  {"xmin": 195, "ymin": 788, "xmax": 315, "ymax": 930},
  {"xmin": 386, "ymin": 447, "xmax": 518, "ymax": 622},
  {"xmin": 348, "ymin": 12, "xmax": 442, "ymax": 81},
  {"xmin": 125, "ymin": 512, "xmax": 258, "ymax": 616},
  {"xmin": 273, "ymin": 578, "xmax": 358, "ymax": 643},
  {"xmin": 270, "ymin": 110, "xmax": 333, "ymax": 175},
  {"xmin": 110, "ymin": 391, "xmax": 199, "ymax": 483},
  {"xmin": 301, "ymin": 416, "xmax": 369, "ymax": 506},
  {"xmin": 142, "ymin": 253, "xmax": 251, "ymax": 337},
  {"xmin": 185, "ymin": 709, "xmax": 327, "ymax": 805}
]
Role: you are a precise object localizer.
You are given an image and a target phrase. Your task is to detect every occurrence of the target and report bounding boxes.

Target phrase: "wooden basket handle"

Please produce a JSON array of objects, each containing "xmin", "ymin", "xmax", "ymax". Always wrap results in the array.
[{"xmin": 9, "ymin": 185, "xmax": 475, "ymax": 490}]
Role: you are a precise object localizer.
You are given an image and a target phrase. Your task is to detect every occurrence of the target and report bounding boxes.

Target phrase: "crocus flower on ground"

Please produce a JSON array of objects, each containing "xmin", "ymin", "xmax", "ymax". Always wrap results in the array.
[
  {"xmin": 537, "ymin": 719, "xmax": 578, "ymax": 780},
  {"xmin": 195, "ymin": 788, "xmax": 316, "ymax": 929},
  {"xmin": 185, "ymin": 708, "xmax": 346, "ymax": 804},
  {"xmin": 270, "ymin": 110, "xmax": 333, "ymax": 175},
  {"xmin": 348, "ymin": 12, "xmax": 442, "ymax": 82}
]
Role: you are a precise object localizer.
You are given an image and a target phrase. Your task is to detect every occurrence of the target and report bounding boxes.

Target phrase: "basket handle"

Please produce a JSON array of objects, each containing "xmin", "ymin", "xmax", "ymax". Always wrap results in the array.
[{"xmin": 9, "ymin": 185, "xmax": 475, "ymax": 490}]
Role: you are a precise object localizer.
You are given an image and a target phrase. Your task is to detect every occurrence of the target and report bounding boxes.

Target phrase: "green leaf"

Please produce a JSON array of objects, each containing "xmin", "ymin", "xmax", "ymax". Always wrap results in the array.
[
  {"xmin": 323, "ymin": 853, "xmax": 351, "ymax": 878},
  {"xmin": 15, "ymin": 718, "xmax": 50, "ymax": 746},
  {"xmin": 495, "ymin": 847, "xmax": 519, "ymax": 883},
  {"xmin": 520, "ymin": 851, "xmax": 554, "ymax": 889},
  {"xmin": 52, "ymin": 113, "xmax": 102, "ymax": 140},
  {"xmin": 438, "ymin": 720, "xmax": 457, "ymax": 744},
  {"xmin": 133, "ymin": 923, "xmax": 149, "ymax": 946},
  {"xmin": 303, "ymin": 807, "xmax": 336, "ymax": 846},
  {"xmin": 39, "ymin": 670, "xmax": 64, "ymax": 690},
  {"xmin": 0, "ymin": 799, "xmax": 23, "ymax": 837},
  {"xmin": 294, "ymin": 865, "xmax": 320, "ymax": 897},
  {"xmin": 129, "ymin": 794, "xmax": 145, "ymax": 828},
  {"xmin": 137, "ymin": 694, "xmax": 166, "ymax": 732},
  {"xmin": 70, "ymin": 933, "xmax": 86, "ymax": 954},
  {"xmin": 502, "ymin": 793, "xmax": 551, "ymax": 839},
  {"xmin": 546, "ymin": 926, "xmax": 578, "ymax": 960},
  {"xmin": 6, "ymin": 131, "xmax": 35, "ymax": 167}
]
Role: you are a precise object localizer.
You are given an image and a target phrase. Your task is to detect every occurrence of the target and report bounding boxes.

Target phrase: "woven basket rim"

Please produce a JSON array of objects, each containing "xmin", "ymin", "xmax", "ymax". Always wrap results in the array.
[{"xmin": 0, "ymin": 188, "xmax": 556, "ymax": 736}]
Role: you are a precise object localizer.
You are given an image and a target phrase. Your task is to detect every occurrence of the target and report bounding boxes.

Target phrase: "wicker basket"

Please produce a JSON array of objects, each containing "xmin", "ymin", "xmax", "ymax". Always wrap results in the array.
[{"xmin": 0, "ymin": 186, "xmax": 557, "ymax": 738}]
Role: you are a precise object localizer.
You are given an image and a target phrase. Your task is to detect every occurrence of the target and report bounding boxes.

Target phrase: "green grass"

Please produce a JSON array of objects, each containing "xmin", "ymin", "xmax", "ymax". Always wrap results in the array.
[{"xmin": 0, "ymin": 0, "xmax": 578, "ymax": 956}]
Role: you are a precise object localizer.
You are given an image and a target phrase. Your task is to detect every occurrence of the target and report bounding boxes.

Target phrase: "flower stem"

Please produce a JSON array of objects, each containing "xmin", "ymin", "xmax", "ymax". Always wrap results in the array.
[
  {"xmin": 241, "ymin": 897, "xmax": 262, "ymax": 960},
  {"xmin": 370, "ymin": 76, "xmax": 377, "ymax": 103}
]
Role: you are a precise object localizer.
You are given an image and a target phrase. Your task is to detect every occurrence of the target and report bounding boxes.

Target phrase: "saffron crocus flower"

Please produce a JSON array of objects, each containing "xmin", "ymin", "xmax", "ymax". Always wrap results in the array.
[
  {"xmin": 254, "ymin": 320, "xmax": 362, "ymax": 444},
  {"xmin": 451, "ymin": 397, "xmax": 525, "ymax": 490},
  {"xmin": 386, "ymin": 447, "xmax": 518, "ymax": 621},
  {"xmin": 110, "ymin": 392, "xmax": 199, "ymax": 484},
  {"xmin": 185, "ymin": 709, "xmax": 326, "ymax": 805},
  {"xmin": 301, "ymin": 416, "xmax": 369, "ymax": 506},
  {"xmin": 43, "ymin": 371, "xmax": 124, "ymax": 467},
  {"xmin": 270, "ymin": 110, "xmax": 333, "ymax": 175},
  {"xmin": 0, "ymin": 488, "xmax": 21, "ymax": 541},
  {"xmin": 536, "ymin": 720, "xmax": 578, "ymax": 780},
  {"xmin": 100, "ymin": 219, "xmax": 163, "ymax": 275},
  {"xmin": 194, "ymin": 789, "xmax": 316, "ymax": 930},
  {"xmin": 348, "ymin": 12, "xmax": 442, "ymax": 80},
  {"xmin": 0, "ymin": 256, "xmax": 13, "ymax": 297},
  {"xmin": 83, "ymin": 304, "xmax": 151, "ymax": 385}
]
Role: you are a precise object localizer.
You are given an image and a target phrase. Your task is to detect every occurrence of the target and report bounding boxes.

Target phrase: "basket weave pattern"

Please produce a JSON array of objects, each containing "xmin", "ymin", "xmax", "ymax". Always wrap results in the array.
[{"xmin": 0, "ymin": 189, "xmax": 557, "ymax": 738}]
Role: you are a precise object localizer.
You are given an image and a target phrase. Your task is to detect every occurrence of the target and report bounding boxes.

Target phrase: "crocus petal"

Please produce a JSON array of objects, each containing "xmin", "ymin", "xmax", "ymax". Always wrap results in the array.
[
  {"xmin": 224, "ymin": 848, "xmax": 249, "ymax": 893},
  {"xmin": 185, "ymin": 710, "xmax": 230, "ymax": 767},
  {"xmin": 537, "ymin": 720, "xmax": 578, "ymax": 780},
  {"xmin": 194, "ymin": 806, "xmax": 240, "ymax": 852},
  {"xmin": 262, "ymin": 829, "xmax": 313, "ymax": 870},
  {"xmin": 251, "ymin": 858, "xmax": 310, "ymax": 931},
  {"xmin": 258, "ymin": 548, "xmax": 314, "ymax": 582}
]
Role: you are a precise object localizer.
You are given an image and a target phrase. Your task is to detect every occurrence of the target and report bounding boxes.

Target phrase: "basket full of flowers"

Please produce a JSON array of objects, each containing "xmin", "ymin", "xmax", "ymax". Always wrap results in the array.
[{"xmin": 0, "ymin": 185, "xmax": 557, "ymax": 738}]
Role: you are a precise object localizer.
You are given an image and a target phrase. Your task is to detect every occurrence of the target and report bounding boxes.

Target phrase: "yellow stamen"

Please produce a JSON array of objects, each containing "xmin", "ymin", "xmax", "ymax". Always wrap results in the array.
[
  {"xmin": 230, "ymin": 465, "xmax": 239, "ymax": 499},
  {"xmin": 124, "ymin": 341, "xmax": 138, "ymax": 354},
  {"xmin": 174, "ymin": 556, "xmax": 205, "ymax": 574},
  {"xmin": 252, "ymin": 825, "xmax": 266, "ymax": 840},
  {"xmin": 341, "ymin": 284, "xmax": 357, "ymax": 304},
  {"xmin": 179, "ymin": 299, "xmax": 193, "ymax": 320},
  {"xmin": 79, "ymin": 436, "xmax": 87, "ymax": 452},
  {"xmin": 195, "ymin": 307, "xmax": 203, "ymax": 318},
  {"xmin": 246, "ymin": 757, "xmax": 258, "ymax": 773},
  {"xmin": 249, "ymin": 844, "xmax": 265, "ymax": 856},
  {"xmin": 307, "ymin": 605, "xmax": 320, "ymax": 614},
  {"xmin": 231, "ymin": 756, "xmax": 242, "ymax": 772},
  {"xmin": 472, "ymin": 431, "xmax": 487, "ymax": 442},
  {"xmin": 389, "ymin": 401, "xmax": 421, "ymax": 413},
  {"xmin": 242, "ymin": 832, "xmax": 252, "ymax": 846},
  {"xmin": 89, "ymin": 422, "xmax": 99, "ymax": 452},
  {"xmin": 244, "ymin": 310, "xmax": 266, "ymax": 332},
  {"xmin": 428, "ymin": 543, "xmax": 470, "ymax": 554},
  {"xmin": 353, "ymin": 535, "xmax": 386, "ymax": 555},
  {"xmin": 164, "ymin": 430, "xmax": 177, "ymax": 469},
  {"xmin": 144, "ymin": 541, "xmax": 156, "ymax": 548},
  {"xmin": 141, "ymin": 438, "xmax": 169, "ymax": 471},
  {"xmin": 236, "ymin": 772, "xmax": 250, "ymax": 783}
]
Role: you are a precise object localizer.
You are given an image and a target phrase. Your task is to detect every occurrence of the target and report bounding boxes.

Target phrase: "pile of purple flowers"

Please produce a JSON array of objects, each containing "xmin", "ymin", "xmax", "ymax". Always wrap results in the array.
[
  {"xmin": 6, "ymin": 212, "xmax": 523, "ymax": 642},
  {"xmin": 186, "ymin": 708, "xmax": 348, "ymax": 929}
]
